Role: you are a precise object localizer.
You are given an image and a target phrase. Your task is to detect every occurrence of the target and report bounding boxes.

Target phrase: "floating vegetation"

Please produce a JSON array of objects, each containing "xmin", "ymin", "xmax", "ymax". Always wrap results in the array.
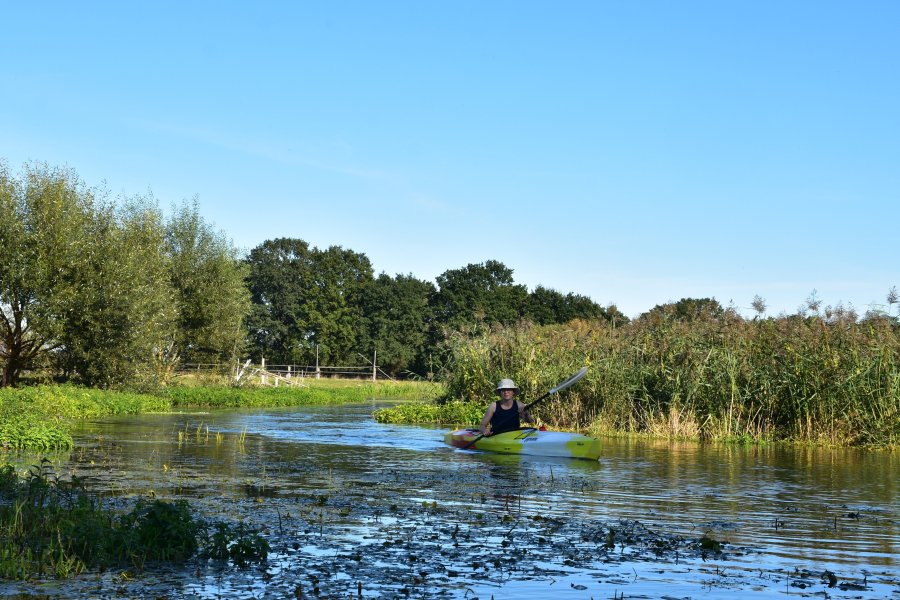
[
  {"xmin": 18, "ymin": 442, "xmax": 892, "ymax": 599},
  {"xmin": 373, "ymin": 400, "xmax": 483, "ymax": 426}
]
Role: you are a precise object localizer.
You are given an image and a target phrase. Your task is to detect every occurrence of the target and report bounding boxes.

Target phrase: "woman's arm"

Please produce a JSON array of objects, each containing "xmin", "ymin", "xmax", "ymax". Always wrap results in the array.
[
  {"xmin": 517, "ymin": 400, "xmax": 531, "ymax": 424},
  {"xmin": 479, "ymin": 403, "xmax": 496, "ymax": 435}
]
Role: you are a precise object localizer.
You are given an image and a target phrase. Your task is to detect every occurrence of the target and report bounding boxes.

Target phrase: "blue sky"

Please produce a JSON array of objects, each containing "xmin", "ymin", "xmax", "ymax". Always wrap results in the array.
[{"xmin": 3, "ymin": 1, "xmax": 897, "ymax": 318}]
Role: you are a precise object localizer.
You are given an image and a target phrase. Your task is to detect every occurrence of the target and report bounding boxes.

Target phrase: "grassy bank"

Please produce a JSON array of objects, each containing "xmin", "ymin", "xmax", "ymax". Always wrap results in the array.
[
  {"xmin": 432, "ymin": 315, "xmax": 899, "ymax": 447},
  {"xmin": 0, "ymin": 380, "xmax": 442, "ymax": 451}
]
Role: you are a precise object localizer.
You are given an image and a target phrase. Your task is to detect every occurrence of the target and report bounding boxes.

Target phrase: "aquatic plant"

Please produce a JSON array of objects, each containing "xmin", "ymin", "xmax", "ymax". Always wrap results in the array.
[
  {"xmin": 0, "ymin": 460, "xmax": 271, "ymax": 580},
  {"xmin": 0, "ymin": 385, "xmax": 171, "ymax": 451},
  {"xmin": 434, "ymin": 312, "xmax": 899, "ymax": 447},
  {"xmin": 202, "ymin": 522, "xmax": 270, "ymax": 567},
  {"xmin": 373, "ymin": 400, "xmax": 483, "ymax": 426}
]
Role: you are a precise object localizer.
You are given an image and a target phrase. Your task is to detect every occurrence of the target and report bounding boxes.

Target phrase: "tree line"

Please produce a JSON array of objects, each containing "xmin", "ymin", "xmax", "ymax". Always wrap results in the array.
[
  {"xmin": 0, "ymin": 163, "xmax": 249, "ymax": 387},
  {"xmin": 1, "ymin": 163, "xmax": 622, "ymax": 387}
]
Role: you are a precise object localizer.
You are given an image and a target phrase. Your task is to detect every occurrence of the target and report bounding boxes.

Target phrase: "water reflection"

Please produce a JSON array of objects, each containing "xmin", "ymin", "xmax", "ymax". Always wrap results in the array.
[{"xmin": 4, "ymin": 402, "xmax": 897, "ymax": 599}]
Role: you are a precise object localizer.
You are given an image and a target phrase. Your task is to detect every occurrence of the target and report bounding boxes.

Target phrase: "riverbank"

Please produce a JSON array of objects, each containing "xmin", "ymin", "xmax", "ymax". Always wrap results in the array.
[{"xmin": 0, "ymin": 380, "xmax": 442, "ymax": 451}]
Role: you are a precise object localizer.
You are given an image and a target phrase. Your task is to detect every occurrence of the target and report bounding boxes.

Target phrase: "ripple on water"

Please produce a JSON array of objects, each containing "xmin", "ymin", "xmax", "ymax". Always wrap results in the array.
[{"xmin": 7, "ymin": 403, "xmax": 896, "ymax": 599}]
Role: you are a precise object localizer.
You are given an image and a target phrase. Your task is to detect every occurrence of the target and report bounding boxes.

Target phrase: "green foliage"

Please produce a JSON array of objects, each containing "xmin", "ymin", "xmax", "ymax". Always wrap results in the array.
[
  {"xmin": 0, "ymin": 164, "xmax": 251, "ymax": 389},
  {"xmin": 432, "ymin": 260, "xmax": 528, "ymax": 331},
  {"xmin": 0, "ymin": 385, "xmax": 171, "ymax": 451},
  {"xmin": 373, "ymin": 400, "xmax": 482, "ymax": 426},
  {"xmin": 358, "ymin": 273, "xmax": 436, "ymax": 376},
  {"xmin": 245, "ymin": 238, "xmax": 374, "ymax": 365},
  {"xmin": 526, "ymin": 285, "xmax": 617, "ymax": 326},
  {"xmin": 55, "ymin": 197, "xmax": 176, "ymax": 388},
  {"xmin": 0, "ymin": 460, "xmax": 270, "ymax": 579},
  {"xmin": 166, "ymin": 380, "xmax": 441, "ymax": 408},
  {"xmin": 640, "ymin": 297, "xmax": 726, "ymax": 323},
  {"xmin": 202, "ymin": 522, "xmax": 270, "ymax": 567},
  {"xmin": 0, "ymin": 163, "xmax": 99, "ymax": 387},
  {"xmin": 165, "ymin": 200, "xmax": 251, "ymax": 367},
  {"xmin": 0, "ymin": 411, "xmax": 72, "ymax": 451},
  {"xmin": 435, "ymin": 314, "xmax": 899, "ymax": 447},
  {"xmin": 118, "ymin": 499, "xmax": 200, "ymax": 562}
]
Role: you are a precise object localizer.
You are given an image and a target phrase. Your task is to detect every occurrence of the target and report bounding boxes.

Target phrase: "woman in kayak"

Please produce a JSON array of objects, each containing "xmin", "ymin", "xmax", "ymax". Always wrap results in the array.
[{"xmin": 479, "ymin": 378, "xmax": 532, "ymax": 436}]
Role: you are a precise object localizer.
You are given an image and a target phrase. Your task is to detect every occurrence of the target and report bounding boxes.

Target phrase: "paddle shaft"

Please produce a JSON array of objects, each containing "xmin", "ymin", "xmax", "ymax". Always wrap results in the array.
[{"xmin": 523, "ymin": 390, "xmax": 554, "ymax": 412}]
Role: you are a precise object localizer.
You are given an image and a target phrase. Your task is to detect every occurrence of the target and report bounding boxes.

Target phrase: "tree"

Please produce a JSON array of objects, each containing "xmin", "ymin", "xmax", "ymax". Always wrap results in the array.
[
  {"xmin": 526, "ymin": 285, "xmax": 610, "ymax": 325},
  {"xmin": 358, "ymin": 273, "xmax": 435, "ymax": 376},
  {"xmin": 245, "ymin": 238, "xmax": 316, "ymax": 364},
  {"xmin": 307, "ymin": 245, "xmax": 373, "ymax": 363},
  {"xmin": 55, "ymin": 197, "xmax": 176, "ymax": 387},
  {"xmin": 245, "ymin": 239, "xmax": 374, "ymax": 365},
  {"xmin": 640, "ymin": 297, "xmax": 728, "ymax": 323},
  {"xmin": 432, "ymin": 260, "xmax": 528, "ymax": 331},
  {"xmin": 165, "ymin": 200, "xmax": 250, "ymax": 365},
  {"xmin": 0, "ymin": 164, "xmax": 97, "ymax": 386}
]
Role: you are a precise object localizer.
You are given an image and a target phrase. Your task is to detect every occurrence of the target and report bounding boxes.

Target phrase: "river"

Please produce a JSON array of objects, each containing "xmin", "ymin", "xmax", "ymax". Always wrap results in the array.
[{"xmin": 3, "ymin": 402, "xmax": 897, "ymax": 599}]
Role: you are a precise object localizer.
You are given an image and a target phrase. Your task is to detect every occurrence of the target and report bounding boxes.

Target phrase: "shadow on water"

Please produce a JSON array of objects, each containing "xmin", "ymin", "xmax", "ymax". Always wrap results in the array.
[{"xmin": 1, "ymin": 402, "xmax": 897, "ymax": 599}]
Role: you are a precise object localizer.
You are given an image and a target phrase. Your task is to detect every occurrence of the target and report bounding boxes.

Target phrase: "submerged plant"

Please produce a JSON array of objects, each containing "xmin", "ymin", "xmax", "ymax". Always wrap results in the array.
[
  {"xmin": 201, "ymin": 522, "xmax": 270, "ymax": 567},
  {"xmin": 0, "ymin": 460, "xmax": 270, "ymax": 580}
]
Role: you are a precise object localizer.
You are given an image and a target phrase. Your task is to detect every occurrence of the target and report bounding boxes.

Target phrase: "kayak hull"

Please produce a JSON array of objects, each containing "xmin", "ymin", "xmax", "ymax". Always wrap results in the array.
[{"xmin": 444, "ymin": 428, "xmax": 602, "ymax": 461}]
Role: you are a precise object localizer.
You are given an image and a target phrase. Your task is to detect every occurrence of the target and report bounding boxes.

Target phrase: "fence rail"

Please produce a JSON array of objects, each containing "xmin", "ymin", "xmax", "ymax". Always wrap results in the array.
[{"xmin": 176, "ymin": 359, "xmax": 391, "ymax": 386}]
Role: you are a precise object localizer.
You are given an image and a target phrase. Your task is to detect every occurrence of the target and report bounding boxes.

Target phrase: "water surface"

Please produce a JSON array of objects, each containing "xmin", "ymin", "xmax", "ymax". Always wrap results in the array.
[{"xmin": 3, "ymin": 402, "xmax": 896, "ymax": 599}]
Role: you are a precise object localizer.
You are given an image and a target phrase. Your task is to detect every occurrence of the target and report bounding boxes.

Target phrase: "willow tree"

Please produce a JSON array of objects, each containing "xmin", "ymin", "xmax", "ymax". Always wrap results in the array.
[
  {"xmin": 165, "ymin": 200, "xmax": 250, "ymax": 366},
  {"xmin": 51, "ymin": 195, "xmax": 175, "ymax": 387},
  {"xmin": 0, "ymin": 163, "xmax": 98, "ymax": 386}
]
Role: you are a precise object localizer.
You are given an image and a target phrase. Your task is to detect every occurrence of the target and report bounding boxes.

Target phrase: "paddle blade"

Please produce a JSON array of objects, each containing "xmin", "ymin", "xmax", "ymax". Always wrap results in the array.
[{"xmin": 548, "ymin": 366, "xmax": 588, "ymax": 394}]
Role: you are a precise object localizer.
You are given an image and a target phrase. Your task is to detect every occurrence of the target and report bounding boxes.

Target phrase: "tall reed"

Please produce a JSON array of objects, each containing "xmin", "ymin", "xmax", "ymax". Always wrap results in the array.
[{"xmin": 440, "ymin": 314, "xmax": 899, "ymax": 446}]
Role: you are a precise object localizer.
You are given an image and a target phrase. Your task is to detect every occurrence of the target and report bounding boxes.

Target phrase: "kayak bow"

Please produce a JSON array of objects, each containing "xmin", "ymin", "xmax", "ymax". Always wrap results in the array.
[{"xmin": 445, "ymin": 428, "xmax": 601, "ymax": 461}]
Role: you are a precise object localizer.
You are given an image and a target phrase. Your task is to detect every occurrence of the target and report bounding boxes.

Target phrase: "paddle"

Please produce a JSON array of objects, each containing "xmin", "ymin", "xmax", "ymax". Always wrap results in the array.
[{"xmin": 460, "ymin": 366, "xmax": 589, "ymax": 450}]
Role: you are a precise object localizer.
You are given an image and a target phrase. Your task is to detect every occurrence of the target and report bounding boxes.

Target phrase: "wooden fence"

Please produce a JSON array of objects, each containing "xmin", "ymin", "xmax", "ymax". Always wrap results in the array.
[{"xmin": 177, "ymin": 354, "xmax": 392, "ymax": 387}]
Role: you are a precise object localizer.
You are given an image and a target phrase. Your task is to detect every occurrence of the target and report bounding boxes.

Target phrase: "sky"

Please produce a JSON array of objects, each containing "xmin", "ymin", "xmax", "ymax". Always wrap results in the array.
[{"xmin": 2, "ymin": 1, "xmax": 898, "ymax": 319}]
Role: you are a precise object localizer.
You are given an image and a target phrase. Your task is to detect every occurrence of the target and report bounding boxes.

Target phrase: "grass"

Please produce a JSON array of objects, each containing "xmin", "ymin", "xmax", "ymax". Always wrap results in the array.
[{"xmin": 166, "ymin": 379, "xmax": 442, "ymax": 408}]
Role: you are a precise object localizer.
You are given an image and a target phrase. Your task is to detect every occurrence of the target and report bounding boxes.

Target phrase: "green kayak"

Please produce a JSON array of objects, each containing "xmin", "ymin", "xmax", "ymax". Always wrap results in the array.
[{"xmin": 444, "ymin": 428, "xmax": 602, "ymax": 461}]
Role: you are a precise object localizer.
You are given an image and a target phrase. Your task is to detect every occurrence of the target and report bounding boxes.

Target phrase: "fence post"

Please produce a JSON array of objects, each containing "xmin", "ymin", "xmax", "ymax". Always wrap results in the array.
[
  {"xmin": 372, "ymin": 350, "xmax": 377, "ymax": 382},
  {"xmin": 261, "ymin": 357, "xmax": 266, "ymax": 386}
]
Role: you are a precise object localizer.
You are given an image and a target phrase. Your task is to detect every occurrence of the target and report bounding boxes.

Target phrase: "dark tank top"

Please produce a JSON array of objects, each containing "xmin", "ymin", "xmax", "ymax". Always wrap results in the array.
[{"xmin": 490, "ymin": 400, "xmax": 520, "ymax": 435}]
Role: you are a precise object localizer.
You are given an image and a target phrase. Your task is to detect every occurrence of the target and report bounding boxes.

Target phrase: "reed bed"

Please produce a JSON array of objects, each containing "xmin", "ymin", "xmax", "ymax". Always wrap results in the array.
[{"xmin": 439, "ymin": 315, "xmax": 899, "ymax": 447}]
